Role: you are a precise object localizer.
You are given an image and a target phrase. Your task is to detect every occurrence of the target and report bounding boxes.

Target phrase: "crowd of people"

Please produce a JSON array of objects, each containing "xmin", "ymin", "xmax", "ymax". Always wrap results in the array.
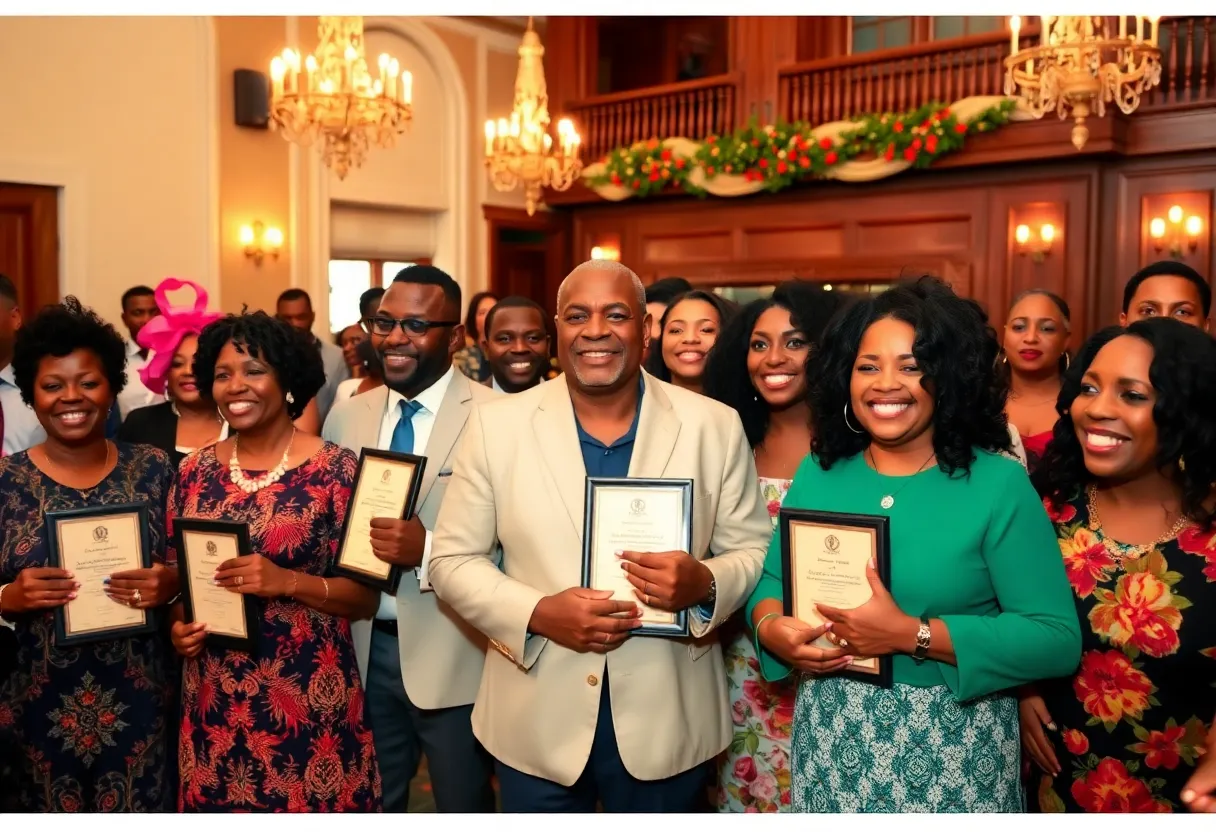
[{"xmin": 0, "ymin": 256, "xmax": 1213, "ymax": 813}]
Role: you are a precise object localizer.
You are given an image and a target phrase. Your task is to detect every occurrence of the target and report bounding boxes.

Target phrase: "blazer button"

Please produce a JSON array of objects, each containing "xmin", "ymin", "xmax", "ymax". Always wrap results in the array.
[{"xmin": 586, "ymin": 674, "xmax": 598, "ymax": 687}]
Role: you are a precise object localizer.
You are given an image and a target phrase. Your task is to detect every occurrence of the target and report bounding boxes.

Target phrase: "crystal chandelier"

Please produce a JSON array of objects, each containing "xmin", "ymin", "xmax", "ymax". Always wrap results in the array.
[
  {"xmin": 1004, "ymin": 16, "xmax": 1162, "ymax": 151},
  {"xmin": 269, "ymin": 16, "xmax": 413, "ymax": 179},
  {"xmin": 484, "ymin": 18, "xmax": 582, "ymax": 216}
]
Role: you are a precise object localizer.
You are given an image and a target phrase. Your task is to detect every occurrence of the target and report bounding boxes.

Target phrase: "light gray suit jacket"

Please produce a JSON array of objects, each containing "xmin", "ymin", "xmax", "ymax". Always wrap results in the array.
[{"xmin": 322, "ymin": 371, "xmax": 502, "ymax": 709}]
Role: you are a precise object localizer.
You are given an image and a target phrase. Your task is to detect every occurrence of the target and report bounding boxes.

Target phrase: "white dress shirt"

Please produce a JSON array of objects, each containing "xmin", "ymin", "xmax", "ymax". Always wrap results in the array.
[
  {"xmin": 373, "ymin": 364, "xmax": 456, "ymax": 620},
  {"xmin": 117, "ymin": 340, "xmax": 164, "ymax": 419},
  {"xmin": 0, "ymin": 363, "xmax": 46, "ymax": 455}
]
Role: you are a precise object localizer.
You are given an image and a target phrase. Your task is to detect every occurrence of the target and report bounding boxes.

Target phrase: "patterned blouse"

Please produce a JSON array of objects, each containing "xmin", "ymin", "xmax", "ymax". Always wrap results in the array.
[{"xmin": 1036, "ymin": 490, "xmax": 1216, "ymax": 812}]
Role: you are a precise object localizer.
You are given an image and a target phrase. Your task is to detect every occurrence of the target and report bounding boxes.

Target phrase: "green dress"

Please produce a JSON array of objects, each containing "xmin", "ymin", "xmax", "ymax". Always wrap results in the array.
[{"xmin": 746, "ymin": 450, "xmax": 1082, "ymax": 813}]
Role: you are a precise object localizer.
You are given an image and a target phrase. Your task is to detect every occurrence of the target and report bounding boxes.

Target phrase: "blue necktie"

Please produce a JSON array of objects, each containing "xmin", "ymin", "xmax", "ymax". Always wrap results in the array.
[{"xmin": 390, "ymin": 399, "xmax": 424, "ymax": 454}]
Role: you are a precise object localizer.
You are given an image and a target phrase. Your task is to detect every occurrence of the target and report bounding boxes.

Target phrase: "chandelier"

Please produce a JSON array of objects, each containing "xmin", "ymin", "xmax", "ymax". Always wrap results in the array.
[
  {"xmin": 485, "ymin": 18, "xmax": 582, "ymax": 216},
  {"xmin": 269, "ymin": 16, "xmax": 413, "ymax": 179},
  {"xmin": 1004, "ymin": 16, "xmax": 1162, "ymax": 151}
]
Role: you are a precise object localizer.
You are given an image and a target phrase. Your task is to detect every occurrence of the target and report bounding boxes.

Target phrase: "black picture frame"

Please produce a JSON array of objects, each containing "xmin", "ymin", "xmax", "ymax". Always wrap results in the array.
[
  {"xmin": 174, "ymin": 518, "xmax": 260, "ymax": 654},
  {"xmin": 779, "ymin": 507, "xmax": 894, "ymax": 689},
  {"xmin": 45, "ymin": 502, "xmax": 157, "ymax": 647},
  {"xmin": 332, "ymin": 448, "xmax": 427, "ymax": 593},
  {"xmin": 581, "ymin": 476, "xmax": 694, "ymax": 638}
]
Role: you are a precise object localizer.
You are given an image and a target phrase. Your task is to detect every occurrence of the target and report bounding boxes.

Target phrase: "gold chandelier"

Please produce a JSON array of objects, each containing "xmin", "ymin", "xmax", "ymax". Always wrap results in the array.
[
  {"xmin": 485, "ymin": 18, "xmax": 582, "ymax": 216},
  {"xmin": 1004, "ymin": 15, "xmax": 1162, "ymax": 151},
  {"xmin": 269, "ymin": 16, "xmax": 413, "ymax": 179}
]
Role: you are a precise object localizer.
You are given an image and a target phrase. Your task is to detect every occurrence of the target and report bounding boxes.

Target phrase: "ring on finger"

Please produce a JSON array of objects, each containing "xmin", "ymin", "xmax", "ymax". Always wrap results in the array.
[
  {"xmin": 131, "ymin": 589, "xmax": 142, "ymax": 607},
  {"xmin": 838, "ymin": 637, "xmax": 849, "ymax": 647},
  {"xmin": 236, "ymin": 576, "xmax": 244, "ymax": 587}
]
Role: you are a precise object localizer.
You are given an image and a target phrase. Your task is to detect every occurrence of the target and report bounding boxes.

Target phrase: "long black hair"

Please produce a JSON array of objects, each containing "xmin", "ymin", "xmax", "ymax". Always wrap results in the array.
[
  {"xmin": 644, "ymin": 290, "xmax": 739, "ymax": 383},
  {"xmin": 808, "ymin": 276, "xmax": 1011, "ymax": 474},
  {"xmin": 1034, "ymin": 319, "xmax": 1216, "ymax": 529},
  {"xmin": 703, "ymin": 282, "xmax": 851, "ymax": 448}
]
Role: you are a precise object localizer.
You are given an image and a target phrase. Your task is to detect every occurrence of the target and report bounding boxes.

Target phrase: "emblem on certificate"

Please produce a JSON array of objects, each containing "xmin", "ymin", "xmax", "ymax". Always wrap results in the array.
[
  {"xmin": 334, "ymin": 449, "xmax": 426, "ymax": 592},
  {"xmin": 581, "ymin": 477, "xmax": 694, "ymax": 638},
  {"xmin": 175, "ymin": 518, "xmax": 259, "ymax": 653},
  {"xmin": 45, "ymin": 503, "xmax": 156, "ymax": 647},
  {"xmin": 779, "ymin": 508, "xmax": 893, "ymax": 688}
]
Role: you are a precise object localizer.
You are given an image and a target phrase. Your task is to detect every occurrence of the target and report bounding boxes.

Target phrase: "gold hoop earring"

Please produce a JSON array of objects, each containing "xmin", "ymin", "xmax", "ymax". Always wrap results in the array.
[
  {"xmin": 843, "ymin": 402, "xmax": 864, "ymax": 435},
  {"xmin": 1179, "ymin": 455, "xmax": 1187, "ymax": 473}
]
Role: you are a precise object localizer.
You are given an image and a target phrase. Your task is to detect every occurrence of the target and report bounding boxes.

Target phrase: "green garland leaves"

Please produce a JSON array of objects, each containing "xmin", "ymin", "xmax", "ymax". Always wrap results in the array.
[{"xmin": 585, "ymin": 99, "xmax": 1018, "ymax": 199}]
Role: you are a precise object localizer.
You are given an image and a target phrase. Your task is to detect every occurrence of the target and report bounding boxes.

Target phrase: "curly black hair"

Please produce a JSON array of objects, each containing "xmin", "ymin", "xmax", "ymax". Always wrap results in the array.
[
  {"xmin": 193, "ymin": 310, "xmax": 326, "ymax": 421},
  {"xmin": 703, "ymin": 282, "xmax": 852, "ymax": 448},
  {"xmin": 12, "ymin": 296, "xmax": 127, "ymax": 408},
  {"xmin": 808, "ymin": 276, "xmax": 1012, "ymax": 475},
  {"xmin": 644, "ymin": 290, "xmax": 740, "ymax": 383},
  {"xmin": 1033, "ymin": 319, "xmax": 1216, "ymax": 529}
]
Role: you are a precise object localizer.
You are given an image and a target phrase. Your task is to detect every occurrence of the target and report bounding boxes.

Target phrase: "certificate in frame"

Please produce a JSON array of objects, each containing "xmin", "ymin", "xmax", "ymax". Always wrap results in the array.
[
  {"xmin": 175, "ymin": 518, "xmax": 260, "ymax": 653},
  {"xmin": 45, "ymin": 502, "xmax": 156, "ymax": 647},
  {"xmin": 333, "ymin": 449, "xmax": 426, "ymax": 593},
  {"xmin": 779, "ymin": 508, "xmax": 893, "ymax": 689},
  {"xmin": 581, "ymin": 477, "xmax": 694, "ymax": 638}
]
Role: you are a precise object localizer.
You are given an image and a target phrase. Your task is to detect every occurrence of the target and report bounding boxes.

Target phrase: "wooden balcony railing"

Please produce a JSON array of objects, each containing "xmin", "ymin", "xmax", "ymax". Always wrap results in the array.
[
  {"xmin": 566, "ymin": 73, "xmax": 739, "ymax": 161},
  {"xmin": 779, "ymin": 17, "xmax": 1216, "ymax": 125}
]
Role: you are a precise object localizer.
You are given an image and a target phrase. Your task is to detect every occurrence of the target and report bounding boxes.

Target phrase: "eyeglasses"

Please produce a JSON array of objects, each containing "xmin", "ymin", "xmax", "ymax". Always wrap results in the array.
[{"xmin": 363, "ymin": 316, "xmax": 460, "ymax": 337}]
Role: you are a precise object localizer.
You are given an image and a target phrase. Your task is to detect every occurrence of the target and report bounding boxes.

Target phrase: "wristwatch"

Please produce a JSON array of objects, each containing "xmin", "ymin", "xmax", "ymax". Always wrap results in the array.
[
  {"xmin": 913, "ymin": 615, "xmax": 932, "ymax": 662},
  {"xmin": 703, "ymin": 575, "xmax": 717, "ymax": 608}
]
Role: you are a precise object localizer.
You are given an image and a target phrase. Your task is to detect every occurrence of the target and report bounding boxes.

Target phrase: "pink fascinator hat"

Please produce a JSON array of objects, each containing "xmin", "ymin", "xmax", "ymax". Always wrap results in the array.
[{"xmin": 136, "ymin": 277, "xmax": 222, "ymax": 395}]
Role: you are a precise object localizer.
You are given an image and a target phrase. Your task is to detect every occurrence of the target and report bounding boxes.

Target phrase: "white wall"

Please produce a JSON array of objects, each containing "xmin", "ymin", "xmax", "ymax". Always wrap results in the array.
[{"xmin": 0, "ymin": 16, "xmax": 217, "ymax": 328}]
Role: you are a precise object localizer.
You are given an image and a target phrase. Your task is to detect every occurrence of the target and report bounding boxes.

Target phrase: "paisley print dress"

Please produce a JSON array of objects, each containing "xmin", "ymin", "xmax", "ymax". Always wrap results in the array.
[
  {"xmin": 0, "ymin": 444, "xmax": 175, "ymax": 811},
  {"xmin": 1035, "ymin": 492, "xmax": 1216, "ymax": 812},
  {"xmin": 170, "ymin": 443, "xmax": 381, "ymax": 811}
]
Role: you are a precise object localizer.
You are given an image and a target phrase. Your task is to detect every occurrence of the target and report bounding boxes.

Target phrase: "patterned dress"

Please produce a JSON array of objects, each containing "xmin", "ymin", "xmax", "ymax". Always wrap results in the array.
[
  {"xmin": 170, "ymin": 443, "xmax": 381, "ymax": 812},
  {"xmin": 0, "ymin": 444, "xmax": 175, "ymax": 811},
  {"xmin": 1035, "ymin": 491, "xmax": 1216, "ymax": 812},
  {"xmin": 717, "ymin": 477, "xmax": 794, "ymax": 812}
]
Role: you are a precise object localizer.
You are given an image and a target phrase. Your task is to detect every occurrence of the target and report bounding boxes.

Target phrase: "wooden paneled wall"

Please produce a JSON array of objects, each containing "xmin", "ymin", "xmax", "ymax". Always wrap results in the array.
[{"xmin": 569, "ymin": 152, "xmax": 1216, "ymax": 339}]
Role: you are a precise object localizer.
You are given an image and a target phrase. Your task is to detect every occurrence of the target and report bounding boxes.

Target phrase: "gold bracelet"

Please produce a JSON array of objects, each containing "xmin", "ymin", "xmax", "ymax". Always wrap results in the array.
[
  {"xmin": 288, "ymin": 572, "xmax": 299, "ymax": 598},
  {"xmin": 754, "ymin": 611, "xmax": 781, "ymax": 638},
  {"xmin": 320, "ymin": 577, "xmax": 329, "ymax": 611}
]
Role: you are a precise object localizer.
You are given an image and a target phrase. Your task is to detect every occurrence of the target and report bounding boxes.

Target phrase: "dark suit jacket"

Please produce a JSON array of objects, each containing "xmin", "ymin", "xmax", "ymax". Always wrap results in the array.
[{"xmin": 116, "ymin": 401, "xmax": 183, "ymax": 467}]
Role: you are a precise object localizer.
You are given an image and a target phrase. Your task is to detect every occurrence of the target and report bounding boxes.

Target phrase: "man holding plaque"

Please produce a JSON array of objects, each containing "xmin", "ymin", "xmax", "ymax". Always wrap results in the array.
[
  {"xmin": 323, "ymin": 265, "xmax": 500, "ymax": 813},
  {"xmin": 429, "ymin": 260, "xmax": 772, "ymax": 813}
]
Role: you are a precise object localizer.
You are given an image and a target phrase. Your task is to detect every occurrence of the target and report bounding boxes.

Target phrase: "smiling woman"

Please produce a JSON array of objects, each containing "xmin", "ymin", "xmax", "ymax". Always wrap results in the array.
[
  {"xmin": 1, "ymin": 297, "xmax": 177, "ymax": 811},
  {"xmin": 1026, "ymin": 319, "xmax": 1216, "ymax": 813},
  {"xmin": 644, "ymin": 290, "xmax": 738, "ymax": 396}
]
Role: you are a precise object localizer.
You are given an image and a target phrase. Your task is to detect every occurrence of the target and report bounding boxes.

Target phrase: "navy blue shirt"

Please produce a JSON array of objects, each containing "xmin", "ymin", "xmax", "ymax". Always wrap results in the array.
[{"xmin": 572, "ymin": 378, "xmax": 643, "ymax": 478}]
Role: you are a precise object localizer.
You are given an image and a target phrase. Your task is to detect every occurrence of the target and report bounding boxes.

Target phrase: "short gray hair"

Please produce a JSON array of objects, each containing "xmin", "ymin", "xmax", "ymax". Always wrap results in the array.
[{"xmin": 556, "ymin": 260, "xmax": 647, "ymax": 312}]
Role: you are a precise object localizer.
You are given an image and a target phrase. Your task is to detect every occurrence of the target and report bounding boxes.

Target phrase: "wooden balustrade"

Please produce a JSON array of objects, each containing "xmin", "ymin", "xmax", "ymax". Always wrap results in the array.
[
  {"xmin": 566, "ymin": 73, "xmax": 739, "ymax": 161},
  {"xmin": 779, "ymin": 17, "xmax": 1216, "ymax": 125}
]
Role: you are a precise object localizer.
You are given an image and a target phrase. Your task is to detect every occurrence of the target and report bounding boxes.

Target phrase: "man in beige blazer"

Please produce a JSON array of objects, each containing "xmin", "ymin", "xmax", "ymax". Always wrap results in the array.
[
  {"xmin": 322, "ymin": 265, "xmax": 499, "ymax": 813},
  {"xmin": 429, "ymin": 260, "xmax": 771, "ymax": 812}
]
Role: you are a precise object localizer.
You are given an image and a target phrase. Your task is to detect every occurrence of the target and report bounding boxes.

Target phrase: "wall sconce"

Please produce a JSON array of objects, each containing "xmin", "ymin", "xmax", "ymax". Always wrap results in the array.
[
  {"xmin": 1149, "ymin": 205, "xmax": 1203, "ymax": 258},
  {"xmin": 590, "ymin": 244, "xmax": 621, "ymax": 262},
  {"xmin": 1015, "ymin": 223, "xmax": 1056, "ymax": 263},
  {"xmin": 239, "ymin": 221, "xmax": 283, "ymax": 266}
]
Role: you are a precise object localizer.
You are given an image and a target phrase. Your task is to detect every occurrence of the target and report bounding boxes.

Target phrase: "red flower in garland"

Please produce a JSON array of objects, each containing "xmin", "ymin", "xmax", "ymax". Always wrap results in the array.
[
  {"xmin": 610, "ymin": 173, "xmax": 622, "ymax": 186},
  {"xmin": 955, "ymin": 122, "xmax": 968, "ymax": 134},
  {"xmin": 825, "ymin": 151, "xmax": 838, "ymax": 165},
  {"xmin": 903, "ymin": 147, "xmax": 918, "ymax": 162},
  {"xmin": 818, "ymin": 137, "xmax": 834, "ymax": 150},
  {"xmin": 758, "ymin": 158, "xmax": 768, "ymax": 169},
  {"xmin": 660, "ymin": 149, "xmax": 672, "ymax": 161},
  {"xmin": 883, "ymin": 144, "xmax": 895, "ymax": 161},
  {"xmin": 798, "ymin": 155, "xmax": 810, "ymax": 168},
  {"xmin": 648, "ymin": 170, "xmax": 660, "ymax": 182},
  {"xmin": 926, "ymin": 134, "xmax": 939, "ymax": 154},
  {"xmin": 776, "ymin": 160, "xmax": 788, "ymax": 174}
]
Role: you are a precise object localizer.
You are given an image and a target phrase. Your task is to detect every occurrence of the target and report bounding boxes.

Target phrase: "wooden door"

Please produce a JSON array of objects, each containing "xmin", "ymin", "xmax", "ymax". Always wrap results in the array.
[
  {"xmin": 484, "ymin": 205, "xmax": 571, "ymax": 313},
  {"xmin": 0, "ymin": 183, "xmax": 59, "ymax": 320}
]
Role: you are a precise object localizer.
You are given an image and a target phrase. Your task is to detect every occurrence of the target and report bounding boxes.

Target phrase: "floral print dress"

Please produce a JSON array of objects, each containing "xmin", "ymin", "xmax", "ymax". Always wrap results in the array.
[
  {"xmin": 716, "ymin": 477, "xmax": 794, "ymax": 813},
  {"xmin": 170, "ymin": 443, "xmax": 381, "ymax": 812},
  {"xmin": 0, "ymin": 444, "xmax": 175, "ymax": 811},
  {"xmin": 1036, "ymin": 491, "xmax": 1216, "ymax": 812}
]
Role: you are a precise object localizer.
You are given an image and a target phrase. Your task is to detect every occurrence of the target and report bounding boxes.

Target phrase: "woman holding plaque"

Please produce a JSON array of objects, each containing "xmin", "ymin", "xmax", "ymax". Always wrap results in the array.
[
  {"xmin": 746, "ymin": 277, "xmax": 1082, "ymax": 812},
  {"xmin": 117, "ymin": 277, "xmax": 227, "ymax": 466},
  {"xmin": 1024, "ymin": 319, "xmax": 1216, "ymax": 813},
  {"xmin": 0, "ymin": 298, "xmax": 177, "ymax": 811},
  {"xmin": 644, "ymin": 289, "xmax": 737, "ymax": 396},
  {"xmin": 1000, "ymin": 290, "xmax": 1072, "ymax": 473},
  {"xmin": 703, "ymin": 281, "xmax": 849, "ymax": 813},
  {"xmin": 167, "ymin": 311, "xmax": 381, "ymax": 811}
]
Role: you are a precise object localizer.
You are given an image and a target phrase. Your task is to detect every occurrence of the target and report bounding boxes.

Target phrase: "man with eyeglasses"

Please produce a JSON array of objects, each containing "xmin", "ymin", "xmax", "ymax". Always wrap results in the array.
[{"xmin": 322, "ymin": 265, "xmax": 500, "ymax": 812}]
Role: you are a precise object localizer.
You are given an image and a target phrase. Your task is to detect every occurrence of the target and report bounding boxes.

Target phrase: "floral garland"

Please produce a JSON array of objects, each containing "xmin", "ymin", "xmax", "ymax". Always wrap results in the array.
[{"xmin": 584, "ymin": 99, "xmax": 1019, "ymax": 199}]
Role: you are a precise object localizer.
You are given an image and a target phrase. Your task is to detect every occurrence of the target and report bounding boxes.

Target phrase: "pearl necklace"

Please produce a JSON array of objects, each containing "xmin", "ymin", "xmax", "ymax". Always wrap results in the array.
[{"xmin": 229, "ymin": 428, "xmax": 296, "ymax": 494}]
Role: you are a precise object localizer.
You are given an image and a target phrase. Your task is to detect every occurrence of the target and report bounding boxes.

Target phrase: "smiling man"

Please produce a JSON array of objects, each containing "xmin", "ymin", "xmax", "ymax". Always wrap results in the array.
[
  {"xmin": 481, "ymin": 296, "xmax": 551, "ymax": 394},
  {"xmin": 428, "ymin": 259, "xmax": 772, "ymax": 813},
  {"xmin": 322, "ymin": 265, "xmax": 500, "ymax": 813}
]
